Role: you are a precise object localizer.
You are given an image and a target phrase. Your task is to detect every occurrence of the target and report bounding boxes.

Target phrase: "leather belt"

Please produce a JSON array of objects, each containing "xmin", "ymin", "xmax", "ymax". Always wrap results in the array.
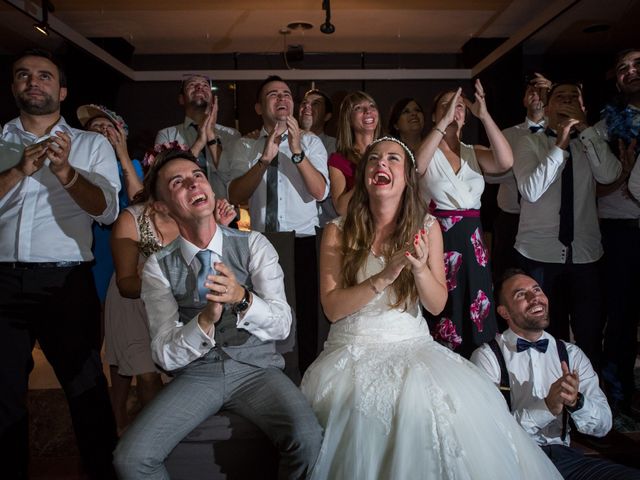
[{"xmin": 0, "ymin": 261, "xmax": 85, "ymax": 269}]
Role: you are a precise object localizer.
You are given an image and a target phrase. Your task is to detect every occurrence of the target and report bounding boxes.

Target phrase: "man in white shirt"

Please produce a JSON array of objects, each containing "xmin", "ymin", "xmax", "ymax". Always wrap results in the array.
[
  {"xmin": 227, "ymin": 76, "xmax": 329, "ymax": 373},
  {"xmin": 472, "ymin": 269, "xmax": 640, "ymax": 480},
  {"xmin": 299, "ymin": 88, "xmax": 339, "ymax": 227},
  {"xmin": 155, "ymin": 74, "xmax": 240, "ymax": 199},
  {"xmin": 513, "ymin": 82, "xmax": 621, "ymax": 369},
  {"xmin": 0, "ymin": 49, "xmax": 120, "ymax": 479},
  {"xmin": 596, "ymin": 48, "xmax": 640, "ymax": 426},
  {"xmin": 113, "ymin": 149, "xmax": 322, "ymax": 479},
  {"xmin": 489, "ymin": 74, "xmax": 549, "ymax": 283}
]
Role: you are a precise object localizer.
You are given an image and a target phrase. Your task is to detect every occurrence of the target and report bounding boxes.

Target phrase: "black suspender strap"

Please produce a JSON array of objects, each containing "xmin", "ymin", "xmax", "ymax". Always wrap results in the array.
[
  {"xmin": 556, "ymin": 339, "xmax": 570, "ymax": 442},
  {"xmin": 488, "ymin": 339, "xmax": 512, "ymax": 411},
  {"xmin": 489, "ymin": 337, "xmax": 572, "ymax": 442}
]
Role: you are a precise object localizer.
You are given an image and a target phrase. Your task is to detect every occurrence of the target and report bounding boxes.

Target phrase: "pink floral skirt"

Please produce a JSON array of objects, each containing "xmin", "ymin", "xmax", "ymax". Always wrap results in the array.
[{"xmin": 426, "ymin": 212, "xmax": 497, "ymax": 358}]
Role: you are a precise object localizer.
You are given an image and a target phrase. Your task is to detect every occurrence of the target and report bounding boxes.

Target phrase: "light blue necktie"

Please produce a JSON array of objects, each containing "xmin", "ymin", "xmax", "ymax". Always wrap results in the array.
[{"xmin": 195, "ymin": 249, "xmax": 212, "ymax": 303}]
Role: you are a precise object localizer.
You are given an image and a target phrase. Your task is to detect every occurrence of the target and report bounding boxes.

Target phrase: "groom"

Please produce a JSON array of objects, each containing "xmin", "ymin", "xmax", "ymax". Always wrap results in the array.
[{"xmin": 113, "ymin": 149, "xmax": 322, "ymax": 479}]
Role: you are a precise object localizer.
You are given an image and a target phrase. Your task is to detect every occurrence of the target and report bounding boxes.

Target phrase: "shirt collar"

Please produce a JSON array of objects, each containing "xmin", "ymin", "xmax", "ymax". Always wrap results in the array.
[
  {"xmin": 524, "ymin": 117, "xmax": 546, "ymax": 129},
  {"xmin": 260, "ymin": 126, "xmax": 288, "ymax": 142},
  {"xmin": 182, "ymin": 116, "xmax": 197, "ymax": 129},
  {"xmin": 178, "ymin": 225, "xmax": 223, "ymax": 265},
  {"xmin": 3, "ymin": 115, "xmax": 74, "ymax": 140},
  {"xmin": 503, "ymin": 328, "xmax": 550, "ymax": 351}
]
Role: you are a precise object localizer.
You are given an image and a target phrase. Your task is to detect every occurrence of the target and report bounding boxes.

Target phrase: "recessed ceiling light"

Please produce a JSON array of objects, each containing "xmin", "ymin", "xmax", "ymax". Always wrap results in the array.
[
  {"xmin": 286, "ymin": 21, "xmax": 313, "ymax": 31},
  {"xmin": 582, "ymin": 24, "xmax": 611, "ymax": 34}
]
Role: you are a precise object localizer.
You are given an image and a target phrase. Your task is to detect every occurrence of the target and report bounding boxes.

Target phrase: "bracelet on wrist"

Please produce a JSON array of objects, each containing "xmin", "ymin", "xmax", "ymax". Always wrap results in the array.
[
  {"xmin": 368, "ymin": 277, "xmax": 383, "ymax": 295},
  {"xmin": 62, "ymin": 169, "xmax": 79, "ymax": 190},
  {"xmin": 207, "ymin": 137, "xmax": 221, "ymax": 146},
  {"xmin": 434, "ymin": 127, "xmax": 446, "ymax": 137}
]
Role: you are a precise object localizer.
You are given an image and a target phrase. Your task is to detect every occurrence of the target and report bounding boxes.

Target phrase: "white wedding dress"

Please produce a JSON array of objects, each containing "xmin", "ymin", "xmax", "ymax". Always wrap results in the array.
[{"xmin": 301, "ymin": 229, "xmax": 562, "ymax": 479}]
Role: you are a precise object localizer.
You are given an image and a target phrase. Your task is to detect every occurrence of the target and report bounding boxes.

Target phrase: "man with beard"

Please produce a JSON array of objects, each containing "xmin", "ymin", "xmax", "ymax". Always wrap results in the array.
[
  {"xmin": 595, "ymin": 49, "xmax": 640, "ymax": 429},
  {"xmin": 0, "ymin": 49, "xmax": 120, "ymax": 479},
  {"xmin": 487, "ymin": 73, "xmax": 550, "ymax": 283},
  {"xmin": 472, "ymin": 269, "xmax": 640, "ymax": 480},
  {"xmin": 226, "ymin": 76, "xmax": 329, "ymax": 373},
  {"xmin": 156, "ymin": 74, "xmax": 240, "ymax": 199}
]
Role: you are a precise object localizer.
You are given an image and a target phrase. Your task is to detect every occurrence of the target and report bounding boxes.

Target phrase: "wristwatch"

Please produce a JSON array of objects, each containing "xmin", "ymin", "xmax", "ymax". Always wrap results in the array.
[
  {"xmin": 291, "ymin": 151, "xmax": 305, "ymax": 164},
  {"xmin": 232, "ymin": 287, "xmax": 251, "ymax": 314},
  {"xmin": 207, "ymin": 137, "xmax": 221, "ymax": 146},
  {"xmin": 565, "ymin": 392, "xmax": 584, "ymax": 413}
]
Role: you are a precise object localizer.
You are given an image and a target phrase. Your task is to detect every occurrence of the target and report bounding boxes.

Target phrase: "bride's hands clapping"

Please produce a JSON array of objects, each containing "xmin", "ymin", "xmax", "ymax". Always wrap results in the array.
[{"xmin": 406, "ymin": 228, "xmax": 429, "ymax": 274}]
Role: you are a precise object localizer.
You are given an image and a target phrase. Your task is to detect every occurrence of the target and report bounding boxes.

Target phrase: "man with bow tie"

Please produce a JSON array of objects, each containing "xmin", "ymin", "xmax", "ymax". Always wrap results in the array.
[
  {"xmin": 471, "ymin": 269, "xmax": 640, "ymax": 480},
  {"xmin": 512, "ymin": 82, "xmax": 622, "ymax": 369},
  {"xmin": 155, "ymin": 74, "xmax": 240, "ymax": 200}
]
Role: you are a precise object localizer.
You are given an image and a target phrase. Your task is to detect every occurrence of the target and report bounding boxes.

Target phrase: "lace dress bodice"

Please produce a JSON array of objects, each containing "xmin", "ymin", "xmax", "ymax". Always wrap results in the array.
[{"xmin": 125, "ymin": 204, "xmax": 164, "ymax": 259}]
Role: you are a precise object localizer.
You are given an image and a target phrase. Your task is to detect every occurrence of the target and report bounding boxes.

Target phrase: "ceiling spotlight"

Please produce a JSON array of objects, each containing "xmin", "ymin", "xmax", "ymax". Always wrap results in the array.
[
  {"xmin": 33, "ymin": 0, "xmax": 54, "ymax": 36},
  {"xmin": 287, "ymin": 21, "xmax": 313, "ymax": 31},
  {"xmin": 321, "ymin": 0, "xmax": 335, "ymax": 34}
]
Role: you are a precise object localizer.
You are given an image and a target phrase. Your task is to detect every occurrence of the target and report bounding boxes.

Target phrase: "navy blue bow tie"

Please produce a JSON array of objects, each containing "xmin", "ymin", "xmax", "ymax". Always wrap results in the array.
[
  {"xmin": 516, "ymin": 338, "xmax": 549, "ymax": 353},
  {"xmin": 529, "ymin": 125, "xmax": 544, "ymax": 133}
]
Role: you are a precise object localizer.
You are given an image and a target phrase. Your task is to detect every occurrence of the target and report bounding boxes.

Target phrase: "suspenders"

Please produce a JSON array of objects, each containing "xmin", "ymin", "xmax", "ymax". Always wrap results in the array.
[{"xmin": 488, "ymin": 338, "xmax": 570, "ymax": 441}]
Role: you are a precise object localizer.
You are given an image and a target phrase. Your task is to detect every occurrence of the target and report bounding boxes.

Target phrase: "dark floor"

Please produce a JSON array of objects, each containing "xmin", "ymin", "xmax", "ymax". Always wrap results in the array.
[{"xmin": 27, "ymin": 382, "xmax": 640, "ymax": 479}]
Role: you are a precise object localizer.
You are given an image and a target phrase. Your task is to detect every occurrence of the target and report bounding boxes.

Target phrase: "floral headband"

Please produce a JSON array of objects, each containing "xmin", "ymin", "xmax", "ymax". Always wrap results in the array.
[
  {"xmin": 369, "ymin": 136, "xmax": 416, "ymax": 165},
  {"xmin": 143, "ymin": 141, "xmax": 190, "ymax": 168}
]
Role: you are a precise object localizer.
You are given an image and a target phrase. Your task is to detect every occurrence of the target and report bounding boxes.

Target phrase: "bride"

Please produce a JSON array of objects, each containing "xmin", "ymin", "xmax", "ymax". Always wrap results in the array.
[{"xmin": 300, "ymin": 137, "xmax": 561, "ymax": 479}]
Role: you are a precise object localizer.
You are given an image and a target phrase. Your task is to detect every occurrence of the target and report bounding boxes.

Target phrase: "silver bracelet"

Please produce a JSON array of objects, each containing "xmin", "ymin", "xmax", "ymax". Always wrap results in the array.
[
  {"xmin": 434, "ymin": 127, "xmax": 446, "ymax": 137},
  {"xmin": 368, "ymin": 277, "xmax": 383, "ymax": 295},
  {"xmin": 62, "ymin": 169, "xmax": 79, "ymax": 190}
]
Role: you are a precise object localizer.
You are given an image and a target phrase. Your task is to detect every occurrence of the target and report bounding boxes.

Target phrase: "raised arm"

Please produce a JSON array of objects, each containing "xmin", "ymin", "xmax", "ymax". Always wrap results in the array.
[
  {"xmin": 465, "ymin": 79, "xmax": 513, "ymax": 174},
  {"xmin": 107, "ymin": 124, "xmax": 143, "ymax": 201},
  {"xmin": 286, "ymin": 116, "xmax": 328, "ymax": 201},
  {"xmin": 414, "ymin": 88, "xmax": 461, "ymax": 176}
]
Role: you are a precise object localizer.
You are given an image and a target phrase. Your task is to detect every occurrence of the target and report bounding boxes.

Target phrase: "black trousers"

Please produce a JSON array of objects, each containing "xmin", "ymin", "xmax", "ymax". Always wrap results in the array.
[
  {"xmin": 490, "ymin": 210, "xmax": 520, "ymax": 284},
  {"xmin": 600, "ymin": 219, "xmax": 640, "ymax": 410},
  {"xmin": 294, "ymin": 236, "xmax": 319, "ymax": 374},
  {"xmin": 542, "ymin": 444, "xmax": 640, "ymax": 480},
  {"xmin": 0, "ymin": 263, "xmax": 117, "ymax": 479},
  {"xmin": 517, "ymin": 254, "xmax": 604, "ymax": 370}
]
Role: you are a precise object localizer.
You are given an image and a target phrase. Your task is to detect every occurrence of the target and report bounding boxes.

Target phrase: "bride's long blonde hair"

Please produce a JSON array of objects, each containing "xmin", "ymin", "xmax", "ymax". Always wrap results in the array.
[{"xmin": 341, "ymin": 138, "xmax": 427, "ymax": 309}]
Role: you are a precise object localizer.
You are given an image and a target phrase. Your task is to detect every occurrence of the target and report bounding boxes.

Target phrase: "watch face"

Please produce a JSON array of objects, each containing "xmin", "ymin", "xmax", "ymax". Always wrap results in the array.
[{"xmin": 292, "ymin": 152, "xmax": 304, "ymax": 164}]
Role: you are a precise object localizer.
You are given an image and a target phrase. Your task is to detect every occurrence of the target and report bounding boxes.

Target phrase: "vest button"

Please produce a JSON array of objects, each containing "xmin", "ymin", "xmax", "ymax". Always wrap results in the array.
[{"xmin": 201, "ymin": 342, "xmax": 208, "ymax": 347}]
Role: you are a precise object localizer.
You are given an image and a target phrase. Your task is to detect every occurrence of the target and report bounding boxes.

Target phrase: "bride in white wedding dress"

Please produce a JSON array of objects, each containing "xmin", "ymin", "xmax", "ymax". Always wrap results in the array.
[{"xmin": 301, "ymin": 137, "xmax": 561, "ymax": 480}]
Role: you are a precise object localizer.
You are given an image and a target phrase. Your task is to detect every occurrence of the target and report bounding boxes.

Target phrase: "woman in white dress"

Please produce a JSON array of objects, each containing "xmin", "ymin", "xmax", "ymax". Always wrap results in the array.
[{"xmin": 301, "ymin": 137, "xmax": 561, "ymax": 480}]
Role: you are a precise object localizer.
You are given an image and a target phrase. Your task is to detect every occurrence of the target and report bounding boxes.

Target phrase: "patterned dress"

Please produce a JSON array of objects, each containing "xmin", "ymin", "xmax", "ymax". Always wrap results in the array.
[{"xmin": 419, "ymin": 143, "xmax": 497, "ymax": 357}]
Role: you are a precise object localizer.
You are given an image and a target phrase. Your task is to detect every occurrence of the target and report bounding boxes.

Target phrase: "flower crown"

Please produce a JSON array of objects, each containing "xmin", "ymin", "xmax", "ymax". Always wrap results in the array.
[
  {"xmin": 143, "ymin": 141, "xmax": 190, "ymax": 168},
  {"xmin": 369, "ymin": 136, "xmax": 416, "ymax": 165}
]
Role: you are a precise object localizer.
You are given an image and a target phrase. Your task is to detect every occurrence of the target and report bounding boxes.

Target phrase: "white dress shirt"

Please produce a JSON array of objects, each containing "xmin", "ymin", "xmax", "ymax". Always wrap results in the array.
[
  {"xmin": 513, "ymin": 127, "xmax": 621, "ymax": 264},
  {"xmin": 222, "ymin": 128, "xmax": 329, "ymax": 236},
  {"xmin": 141, "ymin": 227, "xmax": 292, "ymax": 371},
  {"xmin": 155, "ymin": 117, "xmax": 240, "ymax": 200},
  {"xmin": 486, "ymin": 118, "xmax": 546, "ymax": 214},
  {"xmin": 593, "ymin": 115, "xmax": 640, "ymax": 219},
  {"xmin": 420, "ymin": 143, "xmax": 484, "ymax": 210},
  {"xmin": 471, "ymin": 329, "xmax": 612, "ymax": 447},
  {"xmin": 0, "ymin": 116, "xmax": 120, "ymax": 262}
]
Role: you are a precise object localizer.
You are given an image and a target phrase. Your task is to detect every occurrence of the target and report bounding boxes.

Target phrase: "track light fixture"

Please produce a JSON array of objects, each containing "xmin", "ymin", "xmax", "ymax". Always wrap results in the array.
[
  {"xmin": 321, "ymin": 0, "xmax": 335, "ymax": 34},
  {"xmin": 33, "ymin": 0, "xmax": 54, "ymax": 36}
]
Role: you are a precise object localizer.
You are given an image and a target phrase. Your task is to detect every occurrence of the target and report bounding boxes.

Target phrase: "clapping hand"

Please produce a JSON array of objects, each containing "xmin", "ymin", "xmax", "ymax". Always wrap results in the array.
[
  {"xmin": 406, "ymin": 228, "xmax": 430, "ymax": 274},
  {"xmin": 260, "ymin": 122, "xmax": 286, "ymax": 164},
  {"xmin": 215, "ymin": 198, "xmax": 237, "ymax": 226},
  {"xmin": 545, "ymin": 361, "xmax": 580, "ymax": 416}
]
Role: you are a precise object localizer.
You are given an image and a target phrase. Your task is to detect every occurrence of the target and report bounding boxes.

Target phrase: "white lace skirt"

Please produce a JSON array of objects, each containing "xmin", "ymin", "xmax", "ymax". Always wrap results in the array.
[{"xmin": 301, "ymin": 330, "xmax": 562, "ymax": 480}]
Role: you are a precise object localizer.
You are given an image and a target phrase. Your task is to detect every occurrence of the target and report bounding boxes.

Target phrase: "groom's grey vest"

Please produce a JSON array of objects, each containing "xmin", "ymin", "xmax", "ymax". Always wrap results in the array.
[{"xmin": 156, "ymin": 226, "xmax": 284, "ymax": 369}]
